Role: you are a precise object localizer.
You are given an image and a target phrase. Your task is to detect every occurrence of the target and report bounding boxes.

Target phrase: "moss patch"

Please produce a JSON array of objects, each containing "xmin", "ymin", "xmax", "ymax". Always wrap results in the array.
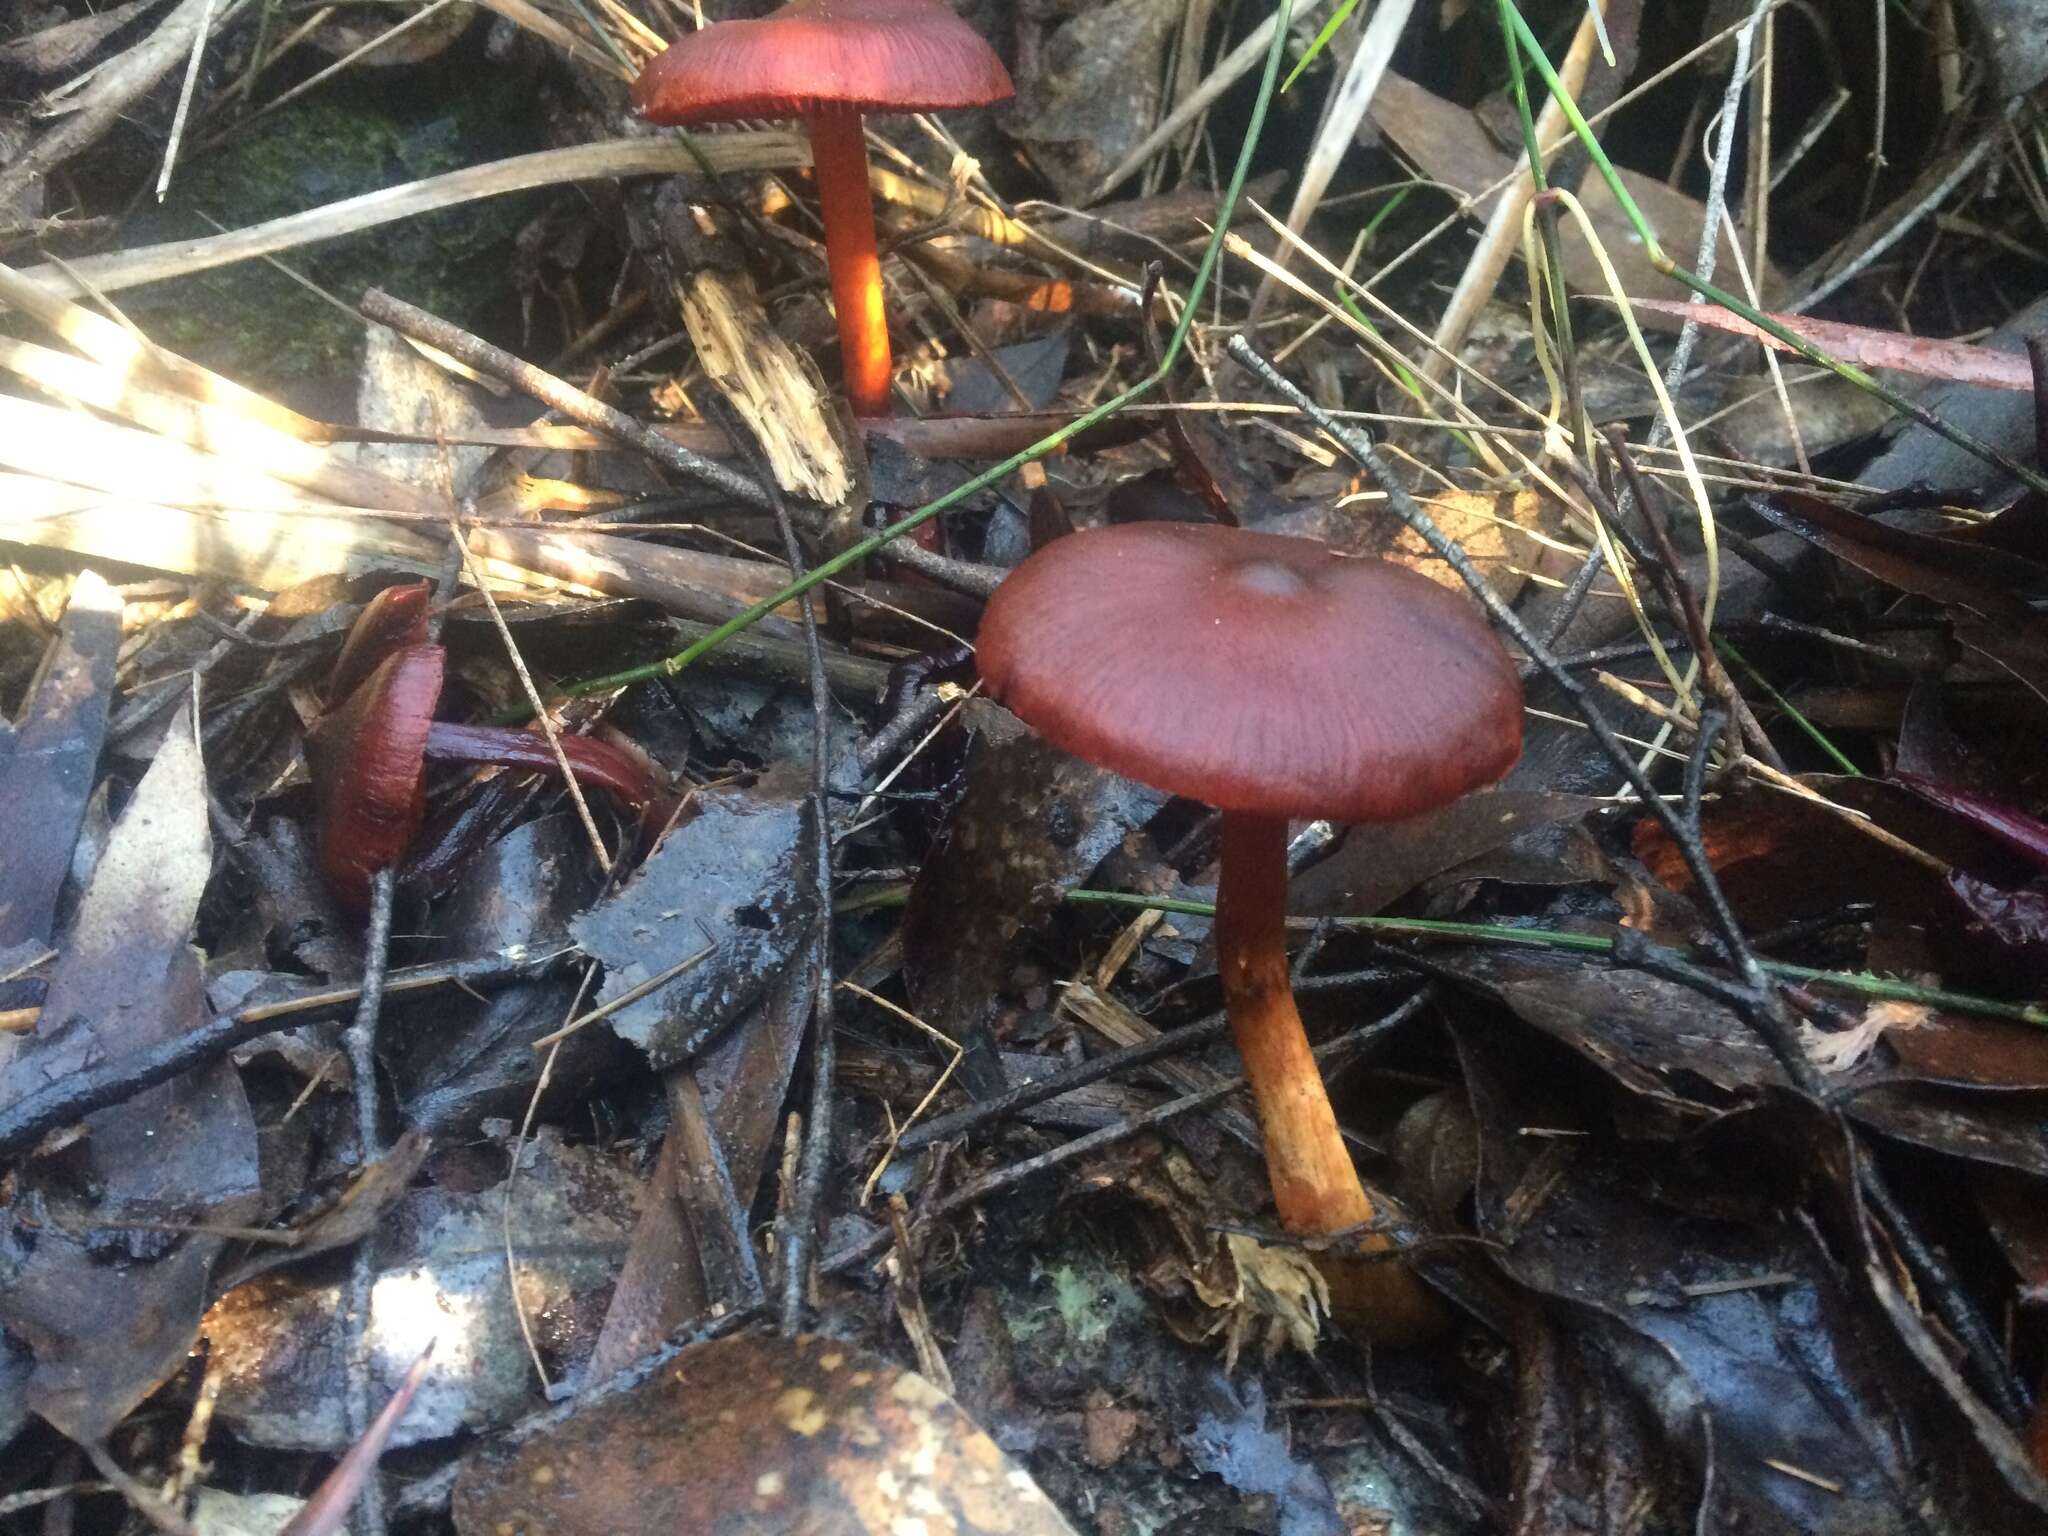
[{"xmin": 128, "ymin": 69, "xmax": 546, "ymax": 399}]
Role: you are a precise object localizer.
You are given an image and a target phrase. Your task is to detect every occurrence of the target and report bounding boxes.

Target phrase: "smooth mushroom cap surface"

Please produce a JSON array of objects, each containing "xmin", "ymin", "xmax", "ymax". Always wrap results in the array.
[
  {"xmin": 326, "ymin": 580, "xmax": 431, "ymax": 709},
  {"xmin": 976, "ymin": 523, "xmax": 1523, "ymax": 822},
  {"xmin": 307, "ymin": 643, "xmax": 445, "ymax": 914},
  {"xmin": 630, "ymin": 0, "xmax": 1014, "ymax": 122}
]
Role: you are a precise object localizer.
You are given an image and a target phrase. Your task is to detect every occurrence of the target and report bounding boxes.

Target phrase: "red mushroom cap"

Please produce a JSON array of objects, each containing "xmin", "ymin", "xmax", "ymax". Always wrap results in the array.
[
  {"xmin": 975, "ymin": 523, "xmax": 1523, "ymax": 823},
  {"xmin": 307, "ymin": 643, "xmax": 446, "ymax": 914},
  {"xmin": 326, "ymin": 580, "xmax": 432, "ymax": 709},
  {"xmin": 631, "ymin": 0, "xmax": 1014, "ymax": 123}
]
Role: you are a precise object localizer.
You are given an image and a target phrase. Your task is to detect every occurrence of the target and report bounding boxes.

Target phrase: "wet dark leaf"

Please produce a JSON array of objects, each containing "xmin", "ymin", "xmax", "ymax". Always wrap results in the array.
[
  {"xmin": 0, "ymin": 569, "xmax": 119, "ymax": 951},
  {"xmin": 214, "ymin": 1132, "xmax": 432, "ymax": 1295},
  {"xmin": 1442, "ymin": 948, "xmax": 1781, "ymax": 1108},
  {"xmin": 1458, "ymin": 1039, "xmax": 2048, "ymax": 1531},
  {"xmin": 1893, "ymin": 676, "xmax": 1988, "ymax": 789},
  {"xmin": 1942, "ymin": 869, "xmax": 2048, "ymax": 980},
  {"xmin": 1009, "ymin": 0, "xmax": 1179, "ymax": 203},
  {"xmin": 1294, "ymin": 790, "xmax": 1603, "ymax": 917},
  {"xmin": 233, "ymin": 815, "xmax": 357, "ymax": 980},
  {"xmin": 389, "ymin": 814, "xmax": 615, "ymax": 1138},
  {"xmin": 0, "ymin": 703, "xmax": 260, "ymax": 1442},
  {"xmin": 940, "ymin": 330, "xmax": 1072, "ymax": 415},
  {"xmin": 1854, "ymin": 299, "xmax": 2048, "ymax": 498},
  {"xmin": 571, "ymin": 767, "xmax": 816, "ymax": 1070},
  {"xmin": 1748, "ymin": 490, "xmax": 2047, "ymax": 620},
  {"xmin": 1631, "ymin": 776, "xmax": 2014, "ymax": 933},
  {"xmin": 1371, "ymin": 71, "xmax": 1784, "ymax": 301},
  {"xmin": 1887, "ymin": 1011, "xmax": 2048, "ymax": 1088},
  {"xmin": 1975, "ymin": 1169, "xmax": 2048, "ymax": 1305},
  {"xmin": 1504, "ymin": 1303, "xmax": 1695, "ymax": 1534},
  {"xmin": 1435, "ymin": 947, "xmax": 2048, "ymax": 1175},
  {"xmin": 1894, "ymin": 770, "xmax": 2048, "ymax": 874},
  {"xmin": 903, "ymin": 702, "xmax": 1167, "ymax": 1092},
  {"xmin": 1847, "ymin": 1081, "xmax": 2048, "ymax": 1178},
  {"xmin": 582, "ymin": 936, "xmax": 815, "ymax": 1382},
  {"xmin": 1956, "ymin": 622, "xmax": 2048, "ymax": 707},
  {"xmin": 452, "ymin": 1332, "xmax": 1080, "ymax": 1536}
]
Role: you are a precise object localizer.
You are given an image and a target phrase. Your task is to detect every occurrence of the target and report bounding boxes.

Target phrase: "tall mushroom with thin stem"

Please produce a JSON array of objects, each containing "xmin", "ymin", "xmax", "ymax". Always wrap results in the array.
[
  {"xmin": 630, "ymin": 0, "xmax": 1013, "ymax": 419},
  {"xmin": 977, "ymin": 523, "xmax": 1522, "ymax": 1342}
]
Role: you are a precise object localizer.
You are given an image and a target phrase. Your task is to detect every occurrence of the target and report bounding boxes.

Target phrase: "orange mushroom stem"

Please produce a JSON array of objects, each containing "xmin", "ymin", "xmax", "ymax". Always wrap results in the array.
[
  {"xmin": 628, "ymin": 0, "xmax": 1013, "ymax": 421},
  {"xmin": 1214, "ymin": 811, "xmax": 1440, "ymax": 1341},
  {"xmin": 805, "ymin": 107, "xmax": 893, "ymax": 418},
  {"xmin": 977, "ymin": 523, "xmax": 1526, "ymax": 1344},
  {"xmin": 1216, "ymin": 811, "xmax": 1374, "ymax": 1232}
]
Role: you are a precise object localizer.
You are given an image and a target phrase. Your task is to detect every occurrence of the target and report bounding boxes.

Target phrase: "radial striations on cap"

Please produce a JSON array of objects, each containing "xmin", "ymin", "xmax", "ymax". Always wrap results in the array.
[
  {"xmin": 631, "ymin": 0, "xmax": 1015, "ymax": 123},
  {"xmin": 976, "ymin": 524, "xmax": 1523, "ymax": 823}
]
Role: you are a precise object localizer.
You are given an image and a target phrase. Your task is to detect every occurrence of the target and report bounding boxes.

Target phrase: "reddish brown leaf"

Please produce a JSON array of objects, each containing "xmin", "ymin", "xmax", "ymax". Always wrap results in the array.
[
  {"xmin": 1747, "ymin": 492, "xmax": 2042, "ymax": 621},
  {"xmin": 1893, "ymin": 772, "xmax": 2048, "ymax": 875},
  {"xmin": 1626, "ymin": 299, "xmax": 2034, "ymax": 392}
]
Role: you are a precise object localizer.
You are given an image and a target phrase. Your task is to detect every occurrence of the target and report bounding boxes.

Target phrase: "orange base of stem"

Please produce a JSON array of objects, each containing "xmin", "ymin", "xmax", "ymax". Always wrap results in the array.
[{"xmin": 1217, "ymin": 811, "xmax": 1443, "ymax": 1345}]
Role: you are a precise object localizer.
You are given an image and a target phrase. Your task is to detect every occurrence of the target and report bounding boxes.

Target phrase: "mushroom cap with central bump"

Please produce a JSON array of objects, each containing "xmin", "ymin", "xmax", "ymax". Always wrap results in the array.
[
  {"xmin": 630, "ymin": 0, "xmax": 1015, "ymax": 124},
  {"xmin": 976, "ymin": 523, "xmax": 1523, "ymax": 823}
]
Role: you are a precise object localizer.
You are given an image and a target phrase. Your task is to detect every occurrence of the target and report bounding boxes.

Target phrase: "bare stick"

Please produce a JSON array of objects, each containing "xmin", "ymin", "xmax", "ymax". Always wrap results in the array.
[
  {"xmin": 0, "ymin": 950, "xmax": 567, "ymax": 1157},
  {"xmin": 710, "ymin": 398, "xmax": 838, "ymax": 1332},
  {"xmin": 342, "ymin": 866, "xmax": 396, "ymax": 1536}
]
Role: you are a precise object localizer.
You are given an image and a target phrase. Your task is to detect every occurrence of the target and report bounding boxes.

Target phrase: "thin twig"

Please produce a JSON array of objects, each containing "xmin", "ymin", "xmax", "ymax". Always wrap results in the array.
[
  {"xmin": 825, "ymin": 991, "xmax": 1432, "ymax": 1275},
  {"xmin": 854, "ymin": 686, "xmax": 955, "ymax": 780},
  {"xmin": 1662, "ymin": 0, "xmax": 1771, "ymax": 393},
  {"xmin": 895, "ymin": 971, "xmax": 1413, "ymax": 1153},
  {"xmin": 342, "ymin": 865, "xmax": 396, "ymax": 1536},
  {"xmin": 154, "ymin": 0, "xmax": 218, "ymax": 202},
  {"xmin": 225, "ymin": 0, "xmax": 461, "ymax": 140},
  {"xmin": 711, "ymin": 399, "xmax": 838, "ymax": 1333},
  {"xmin": 875, "ymin": 536, "xmax": 1005, "ymax": 598},
  {"xmin": 0, "ymin": 950, "xmax": 569, "ymax": 1158},
  {"xmin": 1599, "ymin": 430, "xmax": 1784, "ymax": 771},
  {"xmin": 444, "ymin": 514, "xmax": 613, "ymax": 875}
]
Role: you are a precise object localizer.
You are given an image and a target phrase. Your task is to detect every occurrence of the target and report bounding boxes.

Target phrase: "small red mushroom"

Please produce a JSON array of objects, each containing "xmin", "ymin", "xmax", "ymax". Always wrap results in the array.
[
  {"xmin": 976, "ymin": 523, "xmax": 1523, "ymax": 1342},
  {"xmin": 310, "ymin": 584, "xmax": 672, "ymax": 913},
  {"xmin": 631, "ymin": 0, "xmax": 1014, "ymax": 418},
  {"xmin": 326, "ymin": 580, "xmax": 432, "ymax": 709},
  {"xmin": 308, "ymin": 643, "xmax": 446, "ymax": 916}
]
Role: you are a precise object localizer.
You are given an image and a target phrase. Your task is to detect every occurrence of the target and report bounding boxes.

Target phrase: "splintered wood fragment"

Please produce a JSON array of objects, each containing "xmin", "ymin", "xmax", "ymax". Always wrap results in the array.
[{"xmin": 676, "ymin": 268, "xmax": 852, "ymax": 505}]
